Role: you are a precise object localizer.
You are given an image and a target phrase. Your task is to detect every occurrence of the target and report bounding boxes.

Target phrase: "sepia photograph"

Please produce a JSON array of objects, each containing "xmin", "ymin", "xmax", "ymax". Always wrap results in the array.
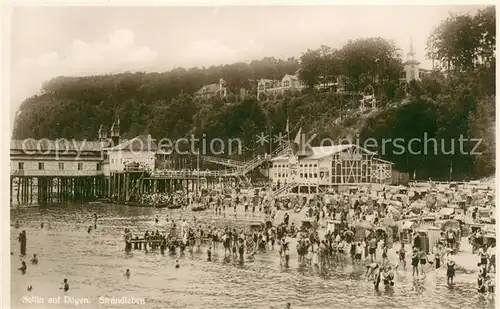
[{"xmin": 6, "ymin": 3, "xmax": 497, "ymax": 309}]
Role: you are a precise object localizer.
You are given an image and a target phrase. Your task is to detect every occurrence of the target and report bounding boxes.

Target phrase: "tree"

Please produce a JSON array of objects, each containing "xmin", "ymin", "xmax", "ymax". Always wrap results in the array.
[
  {"xmin": 298, "ymin": 49, "xmax": 322, "ymax": 89},
  {"xmin": 427, "ymin": 6, "xmax": 495, "ymax": 73},
  {"xmin": 339, "ymin": 37, "xmax": 402, "ymax": 91}
]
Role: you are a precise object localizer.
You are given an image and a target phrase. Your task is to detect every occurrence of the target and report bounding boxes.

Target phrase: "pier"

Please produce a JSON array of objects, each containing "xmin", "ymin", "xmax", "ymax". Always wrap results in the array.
[{"xmin": 10, "ymin": 139, "xmax": 105, "ymax": 206}]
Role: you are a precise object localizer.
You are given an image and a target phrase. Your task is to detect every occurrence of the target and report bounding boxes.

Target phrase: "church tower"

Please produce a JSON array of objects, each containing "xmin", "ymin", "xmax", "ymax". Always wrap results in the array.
[
  {"xmin": 98, "ymin": 125, "xmax": 108, "ymax": 141},
  {"xmin": 402, "ymin": 39, "xmax": 421, "ymax": 83},
  {"xmin": 110, "ymin": 115, "xmax": 120, "ymax": 147}
]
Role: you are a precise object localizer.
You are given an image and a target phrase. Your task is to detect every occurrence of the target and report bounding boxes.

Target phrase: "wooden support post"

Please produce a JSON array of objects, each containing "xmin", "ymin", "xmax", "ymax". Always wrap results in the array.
[
  {"xmin": 16, "ymin": 177, "xmax": 20, "ymax": 204},
  {"xmin": 125, "ymin": 173, "xmax": 130, "ymax": 202},
  {"xmin": 10, "ymin": 177, "xmax": 13, "ymax": 204},
  {"xmin": 20, "ymin": 177, "xmax": 24, "ymax": 204}
]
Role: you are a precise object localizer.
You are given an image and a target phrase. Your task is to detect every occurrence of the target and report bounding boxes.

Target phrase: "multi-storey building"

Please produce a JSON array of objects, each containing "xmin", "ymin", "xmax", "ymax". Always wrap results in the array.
[
  {"xmin": 194, "ymin": 78, "xmax": 228, "ymax": 100},
  {"xmin": 257, "ymin": 71, "xmax": 306, "ymax": 100},
  {"xmin": 269, "ymin": 130, "xmax": 394, "ymax": 189}
]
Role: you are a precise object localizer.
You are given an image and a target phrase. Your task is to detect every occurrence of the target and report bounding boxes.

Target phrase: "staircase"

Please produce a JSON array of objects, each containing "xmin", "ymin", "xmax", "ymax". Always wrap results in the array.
[
  {"xmin": 235, "ymin": 141, "xmax": 291, "ymax": 177},
  {"xmin": 202, "ymin": 155, "xmax": 244, "ymax": 168},
  {"xmin": 271, "ymin": 181, "xmax": 298, "ymax": 198}
]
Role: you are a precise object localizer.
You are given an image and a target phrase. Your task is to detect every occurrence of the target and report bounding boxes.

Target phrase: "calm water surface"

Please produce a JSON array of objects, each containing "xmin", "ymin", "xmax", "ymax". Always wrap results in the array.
[{"xmin": 11, "ymin": 204, "xmax": 495, "ymax": 309}]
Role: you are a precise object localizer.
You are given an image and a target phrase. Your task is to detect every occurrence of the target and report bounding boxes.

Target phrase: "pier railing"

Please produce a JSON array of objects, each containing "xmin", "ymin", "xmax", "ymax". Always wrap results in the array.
[
  {"xmin": 11, "ymin": 169, "xmax": 104, "ymax": 177},
  {"xmin": 151, "ymin": 169, "xmax": 237, "ymax": 178},
  {"xmin": 149, "ymin": 141, "xmax": 291, "ymax": 180}
]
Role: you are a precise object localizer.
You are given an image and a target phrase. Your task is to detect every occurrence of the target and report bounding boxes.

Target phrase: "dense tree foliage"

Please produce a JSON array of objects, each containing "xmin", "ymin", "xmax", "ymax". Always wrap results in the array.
[
  {"xmin": 299, "ymin": 38, "xmax": 403, "ymax": 101},
  {"xmin": 360, "ymin": 6, "xmax": 495, "ymax": 180},
  {"xmin": 13, "ymin": 7, "xmax": 495, "ymax": 179},
  {"xmin": 426, "ymin": 6, "xmax": 495, "ymax": 72}
]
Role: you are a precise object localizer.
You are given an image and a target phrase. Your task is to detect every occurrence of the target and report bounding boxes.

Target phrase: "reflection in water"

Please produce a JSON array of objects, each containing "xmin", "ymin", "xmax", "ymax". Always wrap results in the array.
[{"xmin": 11, "ymin": 204, "xmax": 495, "ymax": 309}]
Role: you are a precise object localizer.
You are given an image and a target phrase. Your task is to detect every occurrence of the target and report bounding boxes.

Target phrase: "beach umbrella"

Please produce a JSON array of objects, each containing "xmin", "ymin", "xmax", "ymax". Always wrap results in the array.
[
  {"xmin": 442, "ymin": 219, "xmax": 460, "ymax": 230},
  {"xmin": 355, "ymin": 221, "xmax": 373, "ymax": 230},
  {"xmin": 389, "ymin": 200, "xmax": 402, "ymax": 208},
  {"xmin": 386, "ymin": 206, "xmax": 401, "ymax": 219},
  {"xmin": 381, "ymin": 218, "xmax": 397, "ymax": 227}
]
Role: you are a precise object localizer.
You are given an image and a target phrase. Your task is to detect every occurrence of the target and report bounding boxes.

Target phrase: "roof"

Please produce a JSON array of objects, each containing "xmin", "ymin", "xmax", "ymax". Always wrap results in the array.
[
  {"xmin": 282, "ymin": 74, "xmax": 299, "ymax": 81},
  {"xmin": 106, "ymin": 135, "xmax": 158, "ymax": 152},
  {"xmin": 373, "ymin": 157, "xmax": 395, "ymax": 165},
  {"xmin": 403, "ymin": 59, "xmax": 421, "ymax": 65},
  {"xmin": 271, "ymin": 144, "xmax": 378, "ymax": 161},
  {"xmin": 195, "ymin": 83, "xmax": 220, "ymax": 94},
  {"xmin": 11, "ymin": 139, "xmax": 104, "ymax": 153}
]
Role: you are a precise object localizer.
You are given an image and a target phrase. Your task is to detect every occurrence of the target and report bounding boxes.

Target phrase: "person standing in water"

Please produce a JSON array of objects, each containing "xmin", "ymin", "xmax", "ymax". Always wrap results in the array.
[
  {"xmin": 398, "ymin": 243, "xmax": 406, "ymax": 268},
  {"xmin": 93, "ymin": 213, "xmax": 98, "ymax": 229},
  {"xmin": 87, "ymin": 226, "xmax": 92, "ymax": 234},
  {"xmin": 373, "ymin": 266, "xmax": 382, "ymax": 289},
  {"xmin": 30, "ymin": 254, "xmax": 38, "ymax": 264},
  {"xmin": 18, "ymin": 231, "xmax": 27, "ymax": 256},
  {"xmin": 19, "ymin": 261, "xmax": 27, "ymax": 274},
  {"xmin": 411, "ymin": 247, "xmax": 419, "ymax": 277},
  {"xmin": 207, "ymin": 247, "xmax": 212, "ymax": 261},
  {"xmin": 61, "ymin": 279, "xmax": 69, "ymax": 292},
  {"xmin": 125, "ymin": 269, "xmax": 130, "ymax": 278},
  {"xmin": 446, "ymin": 258, "xmax": 456, "ymax": 284},
  {"xmin": 238, "ymin": 241, "xmax": 245, "ymax": 263},
  {"xmin": 284, "ymin": 245, "xmax": 290, "ymax": 268},
  {"xmin": 175, "ymin": 259, "xmax": 180, "ymax": 268}
]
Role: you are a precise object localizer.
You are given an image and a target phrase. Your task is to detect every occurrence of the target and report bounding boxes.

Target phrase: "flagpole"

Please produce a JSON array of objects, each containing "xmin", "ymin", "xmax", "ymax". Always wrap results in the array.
[{"xmin": 286, "ymin": 118, "xmax": 290, "ymax": 154}]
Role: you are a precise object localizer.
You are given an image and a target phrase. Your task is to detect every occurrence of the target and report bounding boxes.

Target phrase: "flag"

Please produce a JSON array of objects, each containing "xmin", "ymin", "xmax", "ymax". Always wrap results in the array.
[
  {"xmin": 413, "ymin": 170, "xmax": 416, "ymax": 179},
  {"xmin": 449, "ymin": 161, "xmax": 453, "ymax": 179},
  {"xmin": 285, "ymin": 118, "xmax": 289, "ymax": 133},
  {"xmin": 294, "ymin": 127, "xmax": 302, "ymax": 145}
]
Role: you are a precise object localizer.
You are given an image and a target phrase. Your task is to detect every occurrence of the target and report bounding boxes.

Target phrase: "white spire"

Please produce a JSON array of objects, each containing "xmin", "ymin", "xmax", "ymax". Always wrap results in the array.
[{"xmin": 408, "ymin": 37, "xmax": 415, "ymax": 61}]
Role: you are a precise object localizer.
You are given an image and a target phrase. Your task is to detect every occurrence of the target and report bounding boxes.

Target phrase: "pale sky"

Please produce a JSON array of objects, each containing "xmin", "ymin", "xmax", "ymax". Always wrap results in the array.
[{"xmin": 9, "ymin": 5, "xmax": 485, "ymax": 113}]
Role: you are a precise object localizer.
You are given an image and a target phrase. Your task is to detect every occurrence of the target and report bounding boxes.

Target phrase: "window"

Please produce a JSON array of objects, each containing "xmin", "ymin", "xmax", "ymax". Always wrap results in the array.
[
  {"xmin": 59, "ymin": 163, "xmax": 64, "ymax": 170},
  {"xmin": 314, "ymin": 173, "xmax": 317, "ymax": 178},
  {"xmin": 78, "ymin": 163, "xmax": 83, "ymax": 170},
  {"xmin": 300, "ymin": 173, "xmax": 303, "ymax": 178},
  {"xmin": 18, "ymin": 162, "xmax": 24, "ymax": 170},
  {"xmin": 96, "ymin": 163, "xmax": 102, "ymax": 171},
  {"xmin": 38, "ymin": 162, "xmax": 44, "ymax": 170}
]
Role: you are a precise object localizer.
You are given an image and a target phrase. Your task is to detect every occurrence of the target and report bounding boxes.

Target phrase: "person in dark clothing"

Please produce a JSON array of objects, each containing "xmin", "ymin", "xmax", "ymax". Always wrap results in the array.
[
  {"xmin": 446, "ymin": 259, "xmax": 456, "ymax": 284},
  {"xmin": 207, "ymin": 247, "xmax": 212, "ymax": 261},
  {"xmin": 413, "ymin": 233, "xmax": 421, "ymax": 251}
]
